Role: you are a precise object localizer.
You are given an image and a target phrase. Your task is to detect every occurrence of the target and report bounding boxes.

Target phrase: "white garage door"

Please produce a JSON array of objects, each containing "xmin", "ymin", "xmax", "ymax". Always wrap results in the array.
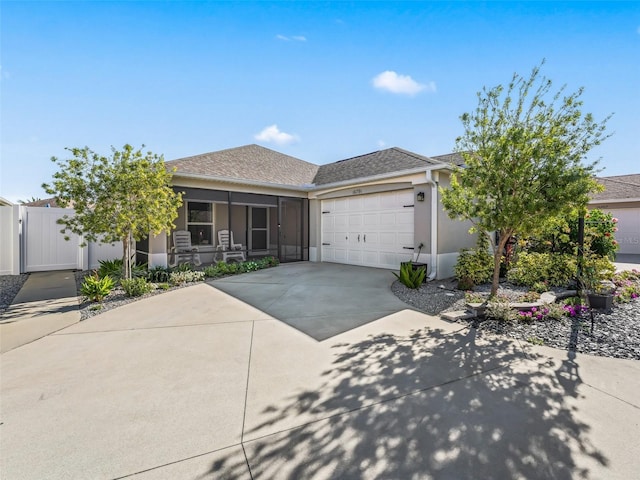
[
  {"xmin": 607, "ymin": 208, "xmax": 640, "ymax": 255},
  {"xmin": 321, "ymin": 190, "xmax": 415, "ymax": 269}
]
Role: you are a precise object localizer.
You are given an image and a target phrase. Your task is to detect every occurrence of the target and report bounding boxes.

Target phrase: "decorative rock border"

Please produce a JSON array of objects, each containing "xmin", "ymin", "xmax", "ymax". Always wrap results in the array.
[{"xmin": 441, "ymin": 290, "xmax": 578, "ymax": 321}]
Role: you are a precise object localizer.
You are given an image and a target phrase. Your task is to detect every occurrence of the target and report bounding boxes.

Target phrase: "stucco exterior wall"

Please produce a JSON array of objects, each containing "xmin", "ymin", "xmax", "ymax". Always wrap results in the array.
[
  {"xmin": 413, "ymin": 183, "xmax": 432, "ymax": 264},
  {"xmin": 309, "ymin": 199, "xmax": 321, "ymax": 261},
  {"xmin": 436, "ymin": 172, "xmax": 477, "ymax": 254}
]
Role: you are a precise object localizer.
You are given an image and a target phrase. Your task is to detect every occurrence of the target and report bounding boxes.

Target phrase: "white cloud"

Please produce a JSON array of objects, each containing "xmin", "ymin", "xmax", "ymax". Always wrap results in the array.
[
  {"xmin": 254, "ymin": 124, "xmax": 299, "ymax": 145},
  {"xmin": 372, "ymin": 70, "xmax": 436, "ymax": 96},
  {"xmin": 377, "ymin": 140, "xmax": 387, "ymax": 148},
  {"xmin": 276, "ymin": 34, "xmax": 307, "ymax": 42}
]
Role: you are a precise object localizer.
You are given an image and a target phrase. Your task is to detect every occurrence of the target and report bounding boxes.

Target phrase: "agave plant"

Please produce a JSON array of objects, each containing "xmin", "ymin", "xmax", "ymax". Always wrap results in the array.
[{"xmin": 393, "ymin": 262, "xmax": 426, "ymax": 289}]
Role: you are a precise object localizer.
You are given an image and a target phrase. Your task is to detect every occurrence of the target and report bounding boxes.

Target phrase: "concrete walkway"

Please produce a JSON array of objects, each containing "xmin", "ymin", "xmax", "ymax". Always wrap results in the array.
[
  {"xmin": 0, "ymin": 270, "xmax": 80, "ymax": 353},
  {"xmin": 1, "ymin": 263, "xmax": 639, "ymax": 479}
]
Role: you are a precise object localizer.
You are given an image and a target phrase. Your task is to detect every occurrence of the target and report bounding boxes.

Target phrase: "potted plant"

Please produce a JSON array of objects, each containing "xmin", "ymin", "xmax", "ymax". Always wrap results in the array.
[{"xmin": 579, "ymin": 258, "xmax": 614, "ymax": 311}]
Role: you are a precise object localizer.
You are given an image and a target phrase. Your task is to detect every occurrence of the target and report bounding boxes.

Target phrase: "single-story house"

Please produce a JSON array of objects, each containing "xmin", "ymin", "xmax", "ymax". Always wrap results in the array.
[
  {"xmin": 138, "ymin": 144, "xmax": 477, "ymax": 279},
  {"xmin": 590, "ymin": 174, "xmax": 640, "ymax": 255}
]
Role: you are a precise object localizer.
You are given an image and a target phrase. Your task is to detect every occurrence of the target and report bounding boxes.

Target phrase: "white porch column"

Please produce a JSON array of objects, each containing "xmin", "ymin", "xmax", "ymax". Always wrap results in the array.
[{"xmin": 148, "ymin": 232, "xmax": 169, "ymax": 268}]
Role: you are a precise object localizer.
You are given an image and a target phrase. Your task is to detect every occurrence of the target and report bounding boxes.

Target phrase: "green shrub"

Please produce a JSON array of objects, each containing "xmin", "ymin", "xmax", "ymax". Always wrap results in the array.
[
  {"xmin": 531, "ymin": 281, "xmax": 549, "ymax": 293},
  {"xmin": 519, "ymin": 291, "xmax": 541, "ymax": 303},
  {"xmin": 465, "ymin": 291, "xmax": 486, "ymax": 303},
  {"xmin": 169, "ymin": 270, "xmax": 205, "ymax": 285},
  {"xmin": 132, "ymin": 262, "xmax": 148, "ymax": 278},
  {"xmin": 536, "ymin": 302, "xmax": 566, "ymax": 320},
  {"xmin": 393, "ymin": 262, "xmax": 426, "ymax": 289},
  {"xmin": 548, "ymin": 254, "xmax": 577, "ymax": 286},
  {"xmin": 156, "ymin": 282, "xmax": 171, "ymax": 290},
  {"xmin": 97, "ymin": 258, "xmax": 148, "ymax": 282},
  {"xmin": 173, "ymin": 263, "xmax": 194, "ymax": 272},
  {"xmin": 148, "ymin": 266, "xmax": 171, "ymax": 283},
  {"xmin": 97, "ymin": 258, "xmax": 123, "ymax": 282},
  {"xmin": 486, "ymin": 300, "xmax": 516, "ymax": 322},
  {"xmin": 454, "ymin": 246, "xmax": 493, "ymax": 287},
  {"xmin": 121, "ymin": 277, "xmax": 154, "ymax": 297},
  {"xmin": 203, "ymin": 265, "xmax": 219, "ymax": 278},
  {"xmin": 81, "ymin": 273, "xmax": 114, "ymax": 302},
  {"xmin": 507, "ymin": 252, "xmax": 575, "ymax": 287}
]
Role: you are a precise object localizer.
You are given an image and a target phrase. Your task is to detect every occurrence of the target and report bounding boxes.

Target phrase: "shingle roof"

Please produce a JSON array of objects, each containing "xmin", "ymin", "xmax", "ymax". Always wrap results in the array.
[
  {"xmin": 430, "ymin": 152, "xmax": 466, "ymax": 167},
  {"xmin": 312, "ymin": 147, "xmax": 442, "ymax": 186},
  {"xmin": 23, "ymin": 197, "xmax": 61, "ymax": 208},
  {"xmin": 166, "ymin": 144, "xmax": 319, "ymax": 187},
  {"xmin": 592, "ymin": 174, "xmax": 640, "ymax": 201}
]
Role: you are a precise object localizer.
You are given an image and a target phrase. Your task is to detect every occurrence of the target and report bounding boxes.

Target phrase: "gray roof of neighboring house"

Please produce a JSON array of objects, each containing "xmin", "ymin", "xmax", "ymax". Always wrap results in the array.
[
  {"xmin": 166, "ymin": 144, "xmax": 319, "ymax": 187},
  {"xmin": 430, "ymin": 152, "xmax": 466, "ymax": 167},
  {"xmin": 23, "ymin": 197, "xmax": 61, "ymax": 208},
  {"xmin": 312, "ymin": 147, "xmax": 443, "ymax": 186},
  {"xmin": 592, "ymin": 174, "xmax": 640, "ymax": 201}
]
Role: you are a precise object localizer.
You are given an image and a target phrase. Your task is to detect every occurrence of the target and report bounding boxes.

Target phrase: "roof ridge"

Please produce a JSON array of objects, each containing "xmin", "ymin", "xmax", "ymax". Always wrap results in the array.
[
  {"xmin": 598, "ymin": 175, "xmax": 640, "ymax": 187},
  {"xmin": 390, "ymin": 147, "xmax": 438, "ymax": 164}
]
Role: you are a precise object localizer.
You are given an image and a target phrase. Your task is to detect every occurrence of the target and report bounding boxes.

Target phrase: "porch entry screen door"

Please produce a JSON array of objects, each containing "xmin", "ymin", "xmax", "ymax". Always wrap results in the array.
[
  {"xmin": 279, "ymin": 198, "xmax": 303, "ymax": 262},
  {"xmin": 250, "ymin": 207, "xmax": 268, "ymax": 251}
]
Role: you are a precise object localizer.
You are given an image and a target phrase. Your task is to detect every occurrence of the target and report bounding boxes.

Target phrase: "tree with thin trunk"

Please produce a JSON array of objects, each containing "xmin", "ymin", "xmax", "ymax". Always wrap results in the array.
[
  {"xmin": 43, "ymin": 144, "xmax": 183, "ymax": 279},
  {"xmin": 441, "ymin": 62, "xmax": 609, "ymax": 296}
]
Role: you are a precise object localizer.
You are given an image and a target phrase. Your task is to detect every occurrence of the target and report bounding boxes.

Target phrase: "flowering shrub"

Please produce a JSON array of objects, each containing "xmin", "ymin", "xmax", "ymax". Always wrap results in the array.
[
  {"xmin": 517, "ymin": 306, "xmax": 547, "ymax": 322},
  {"xmin": 584, "ymin": 209, "xmax": 619, "ymax": 259},
  {"xmin": 563, "ymin": 303, "xmax": 589, "ymax": 317},
  {"xmin": 521, "ymin": 208, "xmax": 618, "ymax": 259}
]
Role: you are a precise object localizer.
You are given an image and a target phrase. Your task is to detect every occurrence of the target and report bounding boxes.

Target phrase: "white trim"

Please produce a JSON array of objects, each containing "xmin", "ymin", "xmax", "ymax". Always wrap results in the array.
[
  {"xmin": 310, "ymin": 164, "xmax": 452, "ymax": 194},
  {"xmin": 590, "ymin": 198, "xmax": 640, "ymax": 205},
  {"xmin": 174, "ymin": 163, "xmax": 454, "ymax": 195}
]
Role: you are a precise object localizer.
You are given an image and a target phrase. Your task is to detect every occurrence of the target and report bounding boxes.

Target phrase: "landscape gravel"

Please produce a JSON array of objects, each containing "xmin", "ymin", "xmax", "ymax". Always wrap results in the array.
[
  {"xmin": 74, "ymin": 271, "xmax": 197, "ymax": 321},
  {"xmin": 392, "ymin": 279, "xmax": 640, "ymax": 360},
  {"xmin": 0, "ymin": 274, "xmax": 29, "ymax": 315}
]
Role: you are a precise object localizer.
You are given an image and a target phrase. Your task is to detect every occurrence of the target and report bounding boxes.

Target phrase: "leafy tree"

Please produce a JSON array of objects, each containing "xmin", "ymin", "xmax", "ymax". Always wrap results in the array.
[
  {"xmin": 441, "ymin": 62, "xmax": 610, "ymax": 296},
  {"xmin": 43, "ymin": 144, "xmax": 183, "ymax": 279}
]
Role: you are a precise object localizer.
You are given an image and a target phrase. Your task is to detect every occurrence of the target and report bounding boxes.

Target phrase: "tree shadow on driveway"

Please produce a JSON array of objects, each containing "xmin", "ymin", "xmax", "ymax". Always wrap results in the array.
[{"xmin": 208, "ymin": 327, "xmax": 609, "ymax": 479}]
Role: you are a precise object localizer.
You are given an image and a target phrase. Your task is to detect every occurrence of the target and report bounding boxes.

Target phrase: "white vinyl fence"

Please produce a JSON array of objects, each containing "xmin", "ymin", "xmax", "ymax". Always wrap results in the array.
[{"xmin": 0, "ymin": 205, "xmax": 125, "ymax": 275}]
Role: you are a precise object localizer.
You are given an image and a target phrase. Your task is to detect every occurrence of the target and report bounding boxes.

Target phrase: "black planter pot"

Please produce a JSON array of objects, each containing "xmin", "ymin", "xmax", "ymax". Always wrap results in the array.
[{"xmin": 587, "ymin": 293, "xmax": 613, "ymax": 312}]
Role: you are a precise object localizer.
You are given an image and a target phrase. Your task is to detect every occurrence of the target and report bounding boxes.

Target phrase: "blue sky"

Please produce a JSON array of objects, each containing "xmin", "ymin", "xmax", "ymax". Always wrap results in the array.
[{"xmin": 1, "ymin": 1, "xmax": 639, "ymax": 202}]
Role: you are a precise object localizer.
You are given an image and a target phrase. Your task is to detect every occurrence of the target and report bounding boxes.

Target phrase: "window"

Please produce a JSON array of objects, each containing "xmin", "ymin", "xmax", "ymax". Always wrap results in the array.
[{"xmin": 187, "ymin": 202, "xmax": 213, "ymax": 246}]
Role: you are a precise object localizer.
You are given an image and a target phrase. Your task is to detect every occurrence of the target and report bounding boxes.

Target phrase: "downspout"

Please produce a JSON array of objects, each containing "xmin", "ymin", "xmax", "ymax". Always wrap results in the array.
[{"xmin": 425, "ymin": 170, "xmax": 438, "ymax": 280}]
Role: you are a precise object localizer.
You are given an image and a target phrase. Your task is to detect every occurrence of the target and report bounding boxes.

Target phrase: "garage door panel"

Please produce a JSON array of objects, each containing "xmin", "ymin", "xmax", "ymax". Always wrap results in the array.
[
  {"xmin": 379, "ymin": 212, "xmax": 397, "ymax": 226},
  {"xmin": 396, "ymin": 211, "xmax": 414, "ymax": 225},
  {"xmin": 334, "ymin": 214, "xmax": 348, "ymax": 228},
  {"xmin": 334, "ymin": 249, "xmax": 347, "ymax": 262},
  {"xmin": 397, "ymin": 232, "xmax": 414, "ymax": 246},
  {"xmin": 349, "ymin": 214, "xmax": 363, "ymax": 227},
  {"xmin": 334, "ymin": 199, "xmax": 348, "ymax": 212},
  {"xmin": 348, "ymin": 197, "xmax": 363, "ymax": 210},
  {"xmin": 605, "ymin": 208, "xmax": 640, "ymax": 255},
  {"xmin": 322, "ymin": 189, "xmax": 415, "ymax": 269},
  {"xmin": 348, "ymin": 250, "xmax": 363, "ymax": 263},
  {"xmin": 363, "ymin": 195, "xmax": 380, "ymax": 210},
  {"xmin": 363, "ymin": 213, "xmax": 379, "ymax": 226}
]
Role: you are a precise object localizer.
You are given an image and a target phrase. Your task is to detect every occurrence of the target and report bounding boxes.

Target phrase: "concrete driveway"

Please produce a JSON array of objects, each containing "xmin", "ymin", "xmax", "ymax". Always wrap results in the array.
[{"xmin": 1, "ymin": 262, "xmax": 639, "ymax": 479}]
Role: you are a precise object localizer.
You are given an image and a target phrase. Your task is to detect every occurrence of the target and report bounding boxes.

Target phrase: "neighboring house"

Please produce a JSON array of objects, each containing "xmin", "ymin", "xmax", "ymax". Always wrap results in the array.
[
  {"xmin": 22, "ymin": 198, "xmax": 61, "ymax": 208},
  {"xmin": 590, "ymin": 174, "xmax": 640, "ymax": 255},
  {"xmin": 139, "ymin": 144, "xmax": 476, "ymax": 279}
]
